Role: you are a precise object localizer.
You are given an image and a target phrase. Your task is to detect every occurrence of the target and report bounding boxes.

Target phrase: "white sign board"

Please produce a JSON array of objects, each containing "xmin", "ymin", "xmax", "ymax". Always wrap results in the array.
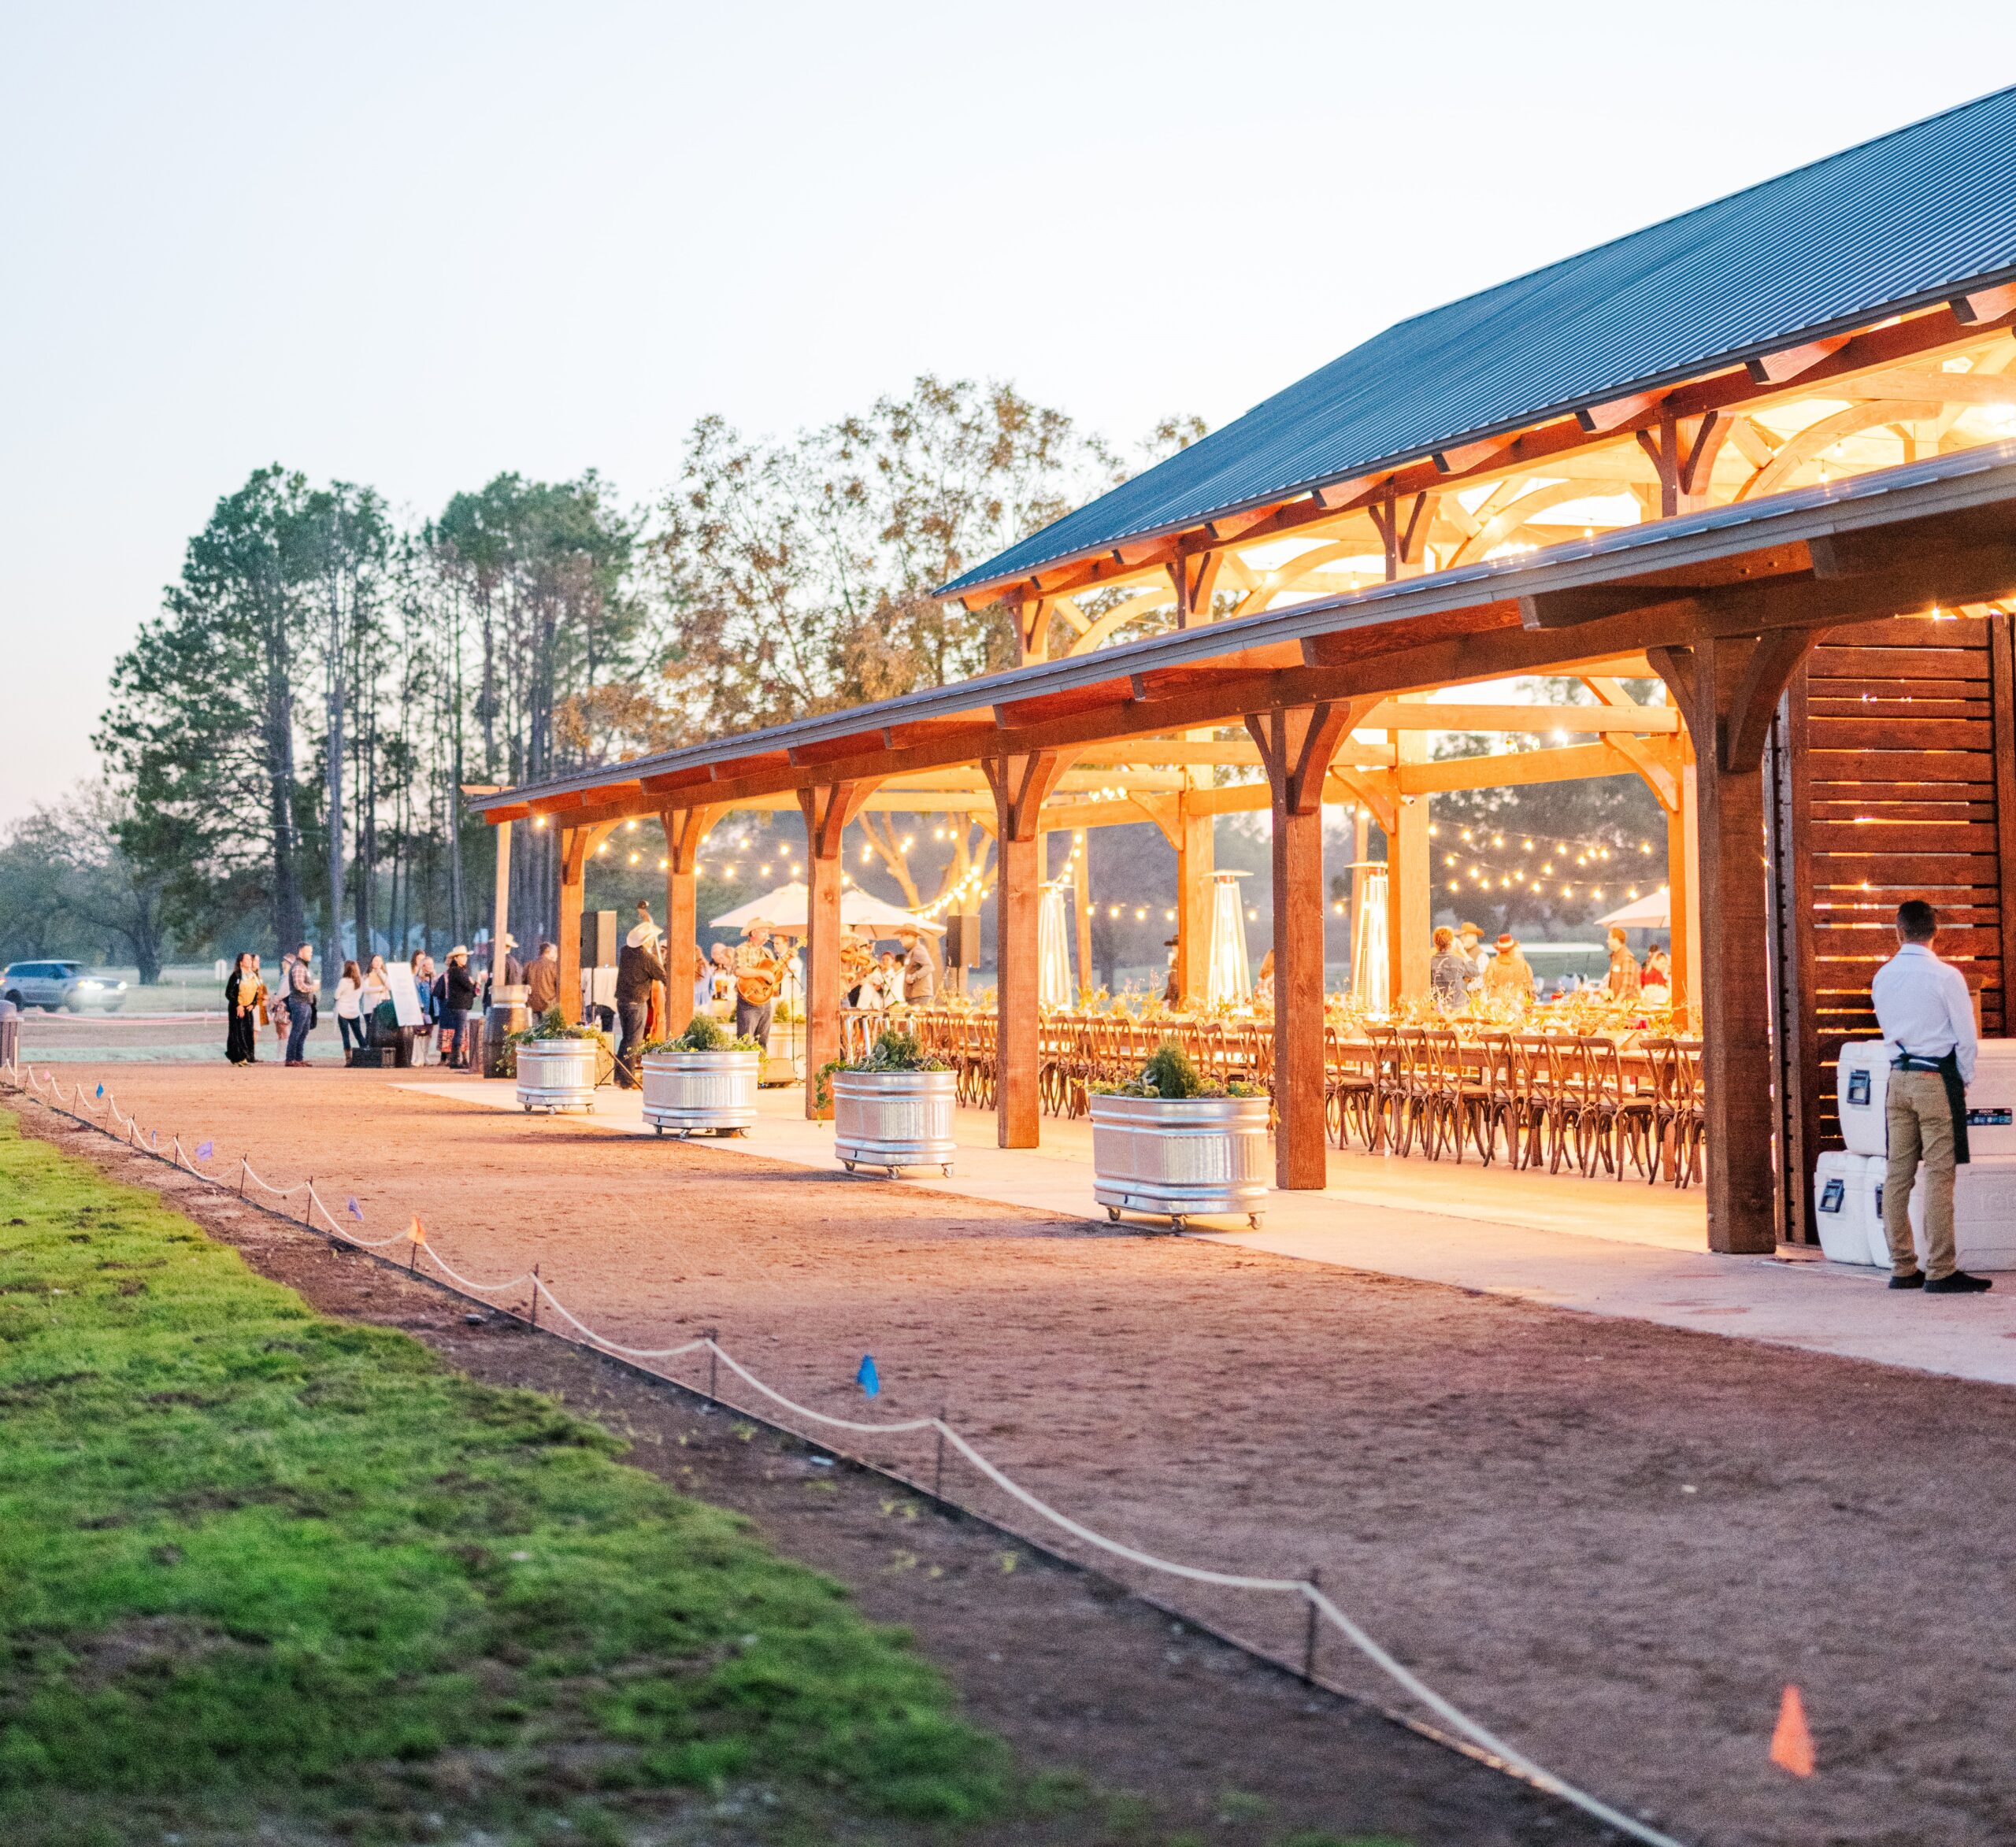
[{"xmin": 385, "ymin": 961, "xmax": 427, "ymax": 1029}]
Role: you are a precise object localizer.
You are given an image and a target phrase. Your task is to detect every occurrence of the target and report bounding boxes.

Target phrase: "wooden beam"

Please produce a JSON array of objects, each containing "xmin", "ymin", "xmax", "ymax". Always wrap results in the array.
[
  {"xmin": 1246, "ymin": 704, "xmax": 1366, "ymax": 1190},
  {"xmin": 1651, "ymin": 638, "xmax": 1785, "ymax": 1253},
  {"xmin": 983, "ymin": 752, "xmax": 1073, "ymax": 1149},
  {"xmin": 798, "ymin": 782, "xmax": 882, "ymax": 1119}
]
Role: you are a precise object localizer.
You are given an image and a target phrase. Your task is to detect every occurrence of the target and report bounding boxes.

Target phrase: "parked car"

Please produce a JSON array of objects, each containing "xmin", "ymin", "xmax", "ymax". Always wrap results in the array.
[{"xmin": 0, "ymin": 961, "xmax": 128, "ymax": 1012}]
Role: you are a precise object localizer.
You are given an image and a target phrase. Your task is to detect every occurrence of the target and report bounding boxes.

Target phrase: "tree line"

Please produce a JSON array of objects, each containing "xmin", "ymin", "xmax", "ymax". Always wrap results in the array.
[{"xmin": 2, "ymin": 379, "xmax": 1184, "ymax": 979}]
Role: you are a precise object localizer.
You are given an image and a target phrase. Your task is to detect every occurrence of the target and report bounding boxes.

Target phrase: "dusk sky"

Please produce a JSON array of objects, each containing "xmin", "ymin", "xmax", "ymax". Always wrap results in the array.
[{"xmin": 3, "ymin": 2, "xmax": 2003, "ymax": 820}]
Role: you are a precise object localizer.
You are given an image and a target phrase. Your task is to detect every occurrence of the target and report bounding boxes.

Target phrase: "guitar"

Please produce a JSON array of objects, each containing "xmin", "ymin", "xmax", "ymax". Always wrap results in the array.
[{"xmin": 735, "ymin": 955, "xmax": 784, "ymax": 1006}]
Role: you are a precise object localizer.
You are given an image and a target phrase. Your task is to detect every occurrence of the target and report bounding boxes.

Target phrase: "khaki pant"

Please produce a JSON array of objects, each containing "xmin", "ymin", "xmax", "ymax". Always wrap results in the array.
[{"xmin": 1884, "ymin": 1068, "xmax": 1958, "ymax": 1280}]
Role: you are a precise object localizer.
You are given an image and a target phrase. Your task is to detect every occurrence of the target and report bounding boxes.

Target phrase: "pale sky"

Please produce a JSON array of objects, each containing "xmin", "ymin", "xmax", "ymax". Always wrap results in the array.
[{"xmin": 2, "ymin": 2, "xmax": 2006, "ymax": 823}]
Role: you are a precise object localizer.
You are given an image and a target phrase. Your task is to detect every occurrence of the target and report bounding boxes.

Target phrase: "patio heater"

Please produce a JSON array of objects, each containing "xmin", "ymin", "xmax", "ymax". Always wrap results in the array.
[
  {"xmin": 1037, "ymin": 878, "xmax": 1075, "ymax": 1010},
  {"xmin": 1351, "ymin": 864, "xmax": 1390, "ymax": 1006},
  {"xmin": 1205, "ymin": 871, "xmax": 1251, "ymax": 1007}
]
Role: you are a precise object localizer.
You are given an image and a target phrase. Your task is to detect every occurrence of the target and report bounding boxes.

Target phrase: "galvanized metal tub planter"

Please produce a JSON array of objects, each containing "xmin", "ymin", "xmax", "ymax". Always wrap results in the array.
[
  {"xmin": 832, "ymin": 1068, "xmax": 956, "ymax": 1178},
  {"xmin": 641, "ymin": 1048, "xmax": 761, "ymax": 1137},
  {"xmin": 1089, "ymin": 1092, "xmax": 1270, "ymax": 1230},
  {"xmin": 515, "ymin": 1038, "xmax": 602, "ymax": 1115}
]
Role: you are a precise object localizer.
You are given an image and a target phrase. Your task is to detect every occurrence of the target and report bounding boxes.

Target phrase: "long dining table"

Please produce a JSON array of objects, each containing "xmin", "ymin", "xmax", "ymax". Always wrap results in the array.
[{"xmin": 840, "ymin": 1008, "xmax": 1704, "ymax": 1186}]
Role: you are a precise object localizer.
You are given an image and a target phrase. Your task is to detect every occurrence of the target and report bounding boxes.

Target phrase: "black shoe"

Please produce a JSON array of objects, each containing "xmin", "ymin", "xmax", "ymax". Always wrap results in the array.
[
  {"xmin": 1925, "ymin": 1271, "xmax": 1994, "ymax": 1294},
  {"xmin": 1889, "ymin": 1270, "xmax": 1925, "ymax": 1290}
]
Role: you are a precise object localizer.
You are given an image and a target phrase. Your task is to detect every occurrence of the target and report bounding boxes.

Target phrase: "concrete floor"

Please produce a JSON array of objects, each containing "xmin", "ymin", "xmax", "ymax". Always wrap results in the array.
[{"xmin": 402, "ymin": 1075, "xmax": 2016, "ymax": 1390}]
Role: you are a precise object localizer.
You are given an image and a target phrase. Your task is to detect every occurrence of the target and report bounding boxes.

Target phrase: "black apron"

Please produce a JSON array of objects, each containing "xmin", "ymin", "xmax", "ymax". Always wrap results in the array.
[{"xmin": 1893, "ymin": 1049, "xmax": 1970, "ymax": 1164}]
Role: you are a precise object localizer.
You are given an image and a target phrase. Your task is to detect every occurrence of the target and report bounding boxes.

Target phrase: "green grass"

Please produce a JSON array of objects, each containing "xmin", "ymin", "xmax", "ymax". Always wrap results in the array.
[{"xmin": 0, "ymin": 1109, "xmax": 1006, "ymax": 1844}]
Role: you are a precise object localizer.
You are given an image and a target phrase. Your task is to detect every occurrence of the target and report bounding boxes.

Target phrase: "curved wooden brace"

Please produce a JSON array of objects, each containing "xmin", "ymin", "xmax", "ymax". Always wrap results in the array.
[
  {"xmin": 1447, "ymin": 479, "xmax": 1624, "ymax": 567},
  {"xmin": 1738, "ymin": 401, "xmax": 1940, "ymax": 499}
]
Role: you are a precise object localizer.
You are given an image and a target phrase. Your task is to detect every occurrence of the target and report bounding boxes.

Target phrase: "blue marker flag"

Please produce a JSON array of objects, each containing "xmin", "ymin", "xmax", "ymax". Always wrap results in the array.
[
  {"xmin": 855, "ymin": 1354, "xmax": 880, "ymax": 1397},
  {"xmin": 195, "ymin": 1139, "xmax": 213, "ymax": 1162},
  {"xmin": 346, "ymin": 1197, "xmax": 364, "ymax": 1223},
  {"xmin": 95, "ymin": 1083, "xmax": 105, "ymax": 1098}
]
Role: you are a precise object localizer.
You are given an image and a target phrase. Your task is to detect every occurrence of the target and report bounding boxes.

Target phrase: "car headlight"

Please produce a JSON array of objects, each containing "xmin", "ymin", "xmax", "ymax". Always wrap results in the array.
[{"xmin": 78, "ymin": 979, "xmax": 104, "ymax": 989}]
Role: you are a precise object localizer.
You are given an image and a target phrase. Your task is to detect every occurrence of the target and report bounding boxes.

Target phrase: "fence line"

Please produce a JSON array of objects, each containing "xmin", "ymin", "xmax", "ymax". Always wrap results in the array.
[{"xmin": 0, "ymin": 1057, "xmax": 1686, "ymax": 1847}]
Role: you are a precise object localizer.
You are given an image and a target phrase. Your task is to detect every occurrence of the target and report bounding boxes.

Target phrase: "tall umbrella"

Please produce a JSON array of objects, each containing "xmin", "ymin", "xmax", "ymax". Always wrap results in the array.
[{"xmin": 1037, "ymin": 880, "xmax": 1074, "ymax": 1009}]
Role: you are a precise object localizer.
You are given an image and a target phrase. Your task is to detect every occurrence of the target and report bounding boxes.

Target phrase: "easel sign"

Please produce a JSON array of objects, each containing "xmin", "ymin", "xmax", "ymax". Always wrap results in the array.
[{"xmin": 386, "ymin": 962, "xmax": 428, "ymax": 1028}]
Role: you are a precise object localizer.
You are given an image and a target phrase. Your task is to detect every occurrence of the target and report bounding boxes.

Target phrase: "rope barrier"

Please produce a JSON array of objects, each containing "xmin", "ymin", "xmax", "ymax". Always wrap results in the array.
[{"xmin": 0, "ymin": 1059, "xmax": 1686, "ymax": 1847}]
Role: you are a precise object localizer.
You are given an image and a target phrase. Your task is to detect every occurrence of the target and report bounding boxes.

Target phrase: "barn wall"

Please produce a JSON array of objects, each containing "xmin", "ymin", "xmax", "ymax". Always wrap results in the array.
[{"xmin": 1769, "ymin": 612, "xmax": 2016, "ymax": 1244}]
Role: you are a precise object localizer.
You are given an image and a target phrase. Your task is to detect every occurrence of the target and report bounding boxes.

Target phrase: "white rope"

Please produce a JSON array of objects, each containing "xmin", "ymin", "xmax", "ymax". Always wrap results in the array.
[{"xmin": 2, "ymin": 1060, "xmax": 1688, "ymax": 1847}]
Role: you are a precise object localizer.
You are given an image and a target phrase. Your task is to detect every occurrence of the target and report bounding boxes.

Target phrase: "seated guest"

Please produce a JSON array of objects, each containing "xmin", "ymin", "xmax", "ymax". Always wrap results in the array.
[
  {"xmin": 1605, "ymin": 926, "xmax": 1642, "ymax": 998},
  {"xmin": 1428, "ymin": 926, "xmax": 1469, "ymax": 1009},
  {"xmin": 1484, "ymin": 933, "xmax": 1534, "ymax": 1000}
]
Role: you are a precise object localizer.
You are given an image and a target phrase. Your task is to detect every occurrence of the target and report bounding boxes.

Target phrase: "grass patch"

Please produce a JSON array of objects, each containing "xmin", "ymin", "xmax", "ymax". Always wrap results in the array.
[{"xmin": 0, "ymin": 1109, "xmax": 1006, "ymax": 1843}]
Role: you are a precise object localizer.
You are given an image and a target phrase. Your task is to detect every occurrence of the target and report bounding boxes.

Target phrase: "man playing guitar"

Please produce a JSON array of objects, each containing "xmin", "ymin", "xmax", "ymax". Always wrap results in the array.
[{"xmin": 732, "ymin": 919, "xmax": 784, "ymax": 1049}]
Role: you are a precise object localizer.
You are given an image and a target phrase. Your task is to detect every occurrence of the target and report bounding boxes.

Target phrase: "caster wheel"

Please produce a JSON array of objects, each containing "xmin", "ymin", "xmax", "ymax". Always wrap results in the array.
[
  {"xmin": 887, "ymin": 1166, "xmax": 902, "ymax": 1180},
  {"xmin": 1247, "ymin": 1214, "xmax": 1262, "ymax": 1231},
  {"xmin": 1106, "ymin": 1205, "xmax": 1121, "ymax": 1223},
  {"xmin": 654, "ymin": 1125, "xmax": 664, "ymax": 1137},
  {"xmin": 941, "ymin": 1164, "xmax": 953, "ymax": 1177},
  {"xmin": 842, "ymin": 1160, "xmax": 857, "ymax": 1173},
  {"xmin": 1169, "ymin": 1216, "xmax": 1188, "ymax": 1232}
]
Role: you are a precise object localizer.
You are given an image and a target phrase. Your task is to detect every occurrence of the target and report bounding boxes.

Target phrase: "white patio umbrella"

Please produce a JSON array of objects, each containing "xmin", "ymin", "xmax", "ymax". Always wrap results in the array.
[
  {"xmin": 1595, "ymin": 887, "xmax": 1670, "ymax": 928},
  {"xmin": 710, "ymin": 881, "xmax": 943, "ymax": 935},
  {"xmin": 1037, "ymin": 879, "xmax": 1074, "ymax": 1009}
]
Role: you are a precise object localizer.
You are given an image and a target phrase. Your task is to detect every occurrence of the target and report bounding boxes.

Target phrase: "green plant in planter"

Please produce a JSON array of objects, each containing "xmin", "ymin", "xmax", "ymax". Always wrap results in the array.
[
  {"xmin": 814, "ymin": 1025, "xmax": 949, "ymax": 1111},
  {"xmin": 508, "ymin": 1005, "xmax": 610, "ymax": 1046},
  {"xmin": 639, "ymin": 1012, "xmax": 763, "ymax": 1056},
  {"xmin": 1089, "ymin": 1036, "xmax": 1263, "ymax": 1101}
]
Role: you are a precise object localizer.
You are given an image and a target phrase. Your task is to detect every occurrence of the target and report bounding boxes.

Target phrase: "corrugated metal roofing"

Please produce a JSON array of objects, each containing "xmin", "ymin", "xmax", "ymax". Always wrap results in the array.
[{"xmin": 942, "ymin": 86, "xmax": 2016, "ymax": 599}]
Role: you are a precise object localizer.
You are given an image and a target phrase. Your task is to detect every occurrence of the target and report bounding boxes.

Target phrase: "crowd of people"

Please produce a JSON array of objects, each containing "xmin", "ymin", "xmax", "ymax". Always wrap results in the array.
[
  {"xmin": 1425, "ymin": 922, "xmax": 1672, "ymax": 1011},
  {"xmin": 222, "ymin": 935, "xmax": 533, "ymax": 1069}
]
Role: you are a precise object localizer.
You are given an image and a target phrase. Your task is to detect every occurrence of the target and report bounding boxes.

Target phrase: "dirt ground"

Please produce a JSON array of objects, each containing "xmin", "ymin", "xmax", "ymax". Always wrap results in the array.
[{"xmin": 15, "ymin": 1047, "xmax": 2016, "ymax": 1847}]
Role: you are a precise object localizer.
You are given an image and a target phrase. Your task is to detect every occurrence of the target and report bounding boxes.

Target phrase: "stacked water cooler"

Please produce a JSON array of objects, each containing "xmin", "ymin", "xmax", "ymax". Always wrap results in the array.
[{"xmin": 1821, "ymin": 1039, "xmax": 2016, "ymax": 1270}]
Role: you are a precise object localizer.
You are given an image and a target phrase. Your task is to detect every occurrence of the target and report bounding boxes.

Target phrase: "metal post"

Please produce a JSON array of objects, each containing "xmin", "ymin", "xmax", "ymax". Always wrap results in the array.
[
  {"xmin": 707, "ymin": 1331, "xmax": 719, "ymax": 1401},
  {"xmin": 1302, "ymin": 1568, "xmax": 1321, "ymax": 1683},
  {"xmin": 933, "ymin": 1412, "xmax": 947, "ymax": 1501},
  {"xmin": 529, "ymin": 1263, "xmax": 540, "ymax": 1330}
]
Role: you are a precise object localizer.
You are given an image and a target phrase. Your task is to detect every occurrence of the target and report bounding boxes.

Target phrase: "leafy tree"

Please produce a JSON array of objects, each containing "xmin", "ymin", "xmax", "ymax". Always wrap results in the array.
[{"xmin": 97, "ymin": 467, "xmax": 322, "ymax": 956}]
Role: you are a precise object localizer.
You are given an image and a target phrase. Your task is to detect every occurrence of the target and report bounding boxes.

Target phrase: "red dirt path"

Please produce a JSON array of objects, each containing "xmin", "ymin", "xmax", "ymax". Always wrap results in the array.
[{"xmin": 20, "ymin": 1054, "xmax": 2016, "ymax": 1847}]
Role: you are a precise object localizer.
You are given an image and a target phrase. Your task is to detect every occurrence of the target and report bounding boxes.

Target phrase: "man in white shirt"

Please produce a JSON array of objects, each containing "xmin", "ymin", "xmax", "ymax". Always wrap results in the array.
[{"xmin": 1870, "ymin": 899, "xmax": 1989, "ymax": 1294}]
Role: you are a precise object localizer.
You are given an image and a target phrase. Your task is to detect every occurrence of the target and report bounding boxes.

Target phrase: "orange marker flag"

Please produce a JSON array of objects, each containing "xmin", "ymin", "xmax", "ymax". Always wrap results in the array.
[
  {"xmin": 408, "ymin": 1216, "xmax": 426, "ymax": 1243},
  {"xmin": 1770, "ymin": 1684, "xmax": 1815, "ymax": 1778}
]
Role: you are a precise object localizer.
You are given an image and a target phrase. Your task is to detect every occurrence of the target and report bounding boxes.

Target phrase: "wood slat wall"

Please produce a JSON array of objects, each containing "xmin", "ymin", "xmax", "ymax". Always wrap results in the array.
[{"xmin": 1770, "ymin": 613, "xmax": 2016, "ymax": 1243}]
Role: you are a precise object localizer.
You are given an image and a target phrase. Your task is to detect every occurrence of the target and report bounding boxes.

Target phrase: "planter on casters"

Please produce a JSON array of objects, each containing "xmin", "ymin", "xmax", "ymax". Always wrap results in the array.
[
  {"xmin": 832, "ymin": 1068, "xmax": 956, "ymax": 1178},
  {"xmin": 641, "ymin": 1048, "xmax": 761, "ymax": 1138},
  {"xmin": 1089, "ymin": 1091, "xmax": 1269, "ymax": 1231},
  {"xmin": 515, "ymin": 1039, "xmax": 602, "ymax": 1115}
]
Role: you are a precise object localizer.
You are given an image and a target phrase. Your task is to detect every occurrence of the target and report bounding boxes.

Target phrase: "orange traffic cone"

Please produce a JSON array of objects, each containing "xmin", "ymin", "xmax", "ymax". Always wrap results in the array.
[{"xmin": 1770, "ymin": 1684, "xmax": 1815, "ymax": 1777}]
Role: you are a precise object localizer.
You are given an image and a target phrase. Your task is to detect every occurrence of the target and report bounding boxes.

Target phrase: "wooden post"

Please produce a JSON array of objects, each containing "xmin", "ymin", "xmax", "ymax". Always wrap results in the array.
[
  {"xmin": 799, "ymin": 783, "xmax": 879, "ymax": 1119},
  {"xmin": 659, "ymin": 805, "xmax": 721, "ymax": 1042},
  {"xmin": 1247, "ymin": 704, "xmax": 1360, "ymax": 1190},
  {"xmin": 490, "ymin": 820, "xmax": 513, "ymax": 994},
  {"xmin": 1387, "ymin": 707, "xmax": 1431, "ymax": 1003},
  {"xmin": 1651, "ymin": 631, "xmax": 1818, "ymax": 1254},
  {"xmin": 556, "ymin": 826, "xmax": 585, "ymax": 1025},
  {"xmin": 1173, "ymin": 795, "xmax": 1213, "ymax": 1005},
  {"xmin": 984, "ymin": 752, "xmax": 1070, "ymax": 1148}
]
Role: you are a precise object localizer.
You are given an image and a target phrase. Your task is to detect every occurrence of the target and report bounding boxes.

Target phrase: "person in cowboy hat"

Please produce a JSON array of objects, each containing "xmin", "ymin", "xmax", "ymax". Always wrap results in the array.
[
  {"xmin": 1483, "ymin": 931, "xmax": 1534, "ymax": 1000},
  {"xmin": 894, "ymin": 923, "xmax": 937, "ymax": 1005},
  {"xmin": 732, "ymin": 918, "xmax": 779, "ymax": 1049},
  {"xmin": 614, "ymin": 911, "xmax": 667, "ymax": 1087}
]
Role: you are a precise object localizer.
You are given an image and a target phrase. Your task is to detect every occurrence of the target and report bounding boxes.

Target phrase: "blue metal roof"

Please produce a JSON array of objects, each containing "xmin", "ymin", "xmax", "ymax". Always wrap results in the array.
[{"xmin": 943, "ymin": 86, "xmax": 2016, "ymax": 599}]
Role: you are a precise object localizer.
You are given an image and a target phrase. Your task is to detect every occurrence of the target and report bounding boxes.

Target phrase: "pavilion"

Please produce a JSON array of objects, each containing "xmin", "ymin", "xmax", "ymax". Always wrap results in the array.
[{"xmin": 472, "ymin": 88, "xmax": 2016, "ymax": 1257}]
